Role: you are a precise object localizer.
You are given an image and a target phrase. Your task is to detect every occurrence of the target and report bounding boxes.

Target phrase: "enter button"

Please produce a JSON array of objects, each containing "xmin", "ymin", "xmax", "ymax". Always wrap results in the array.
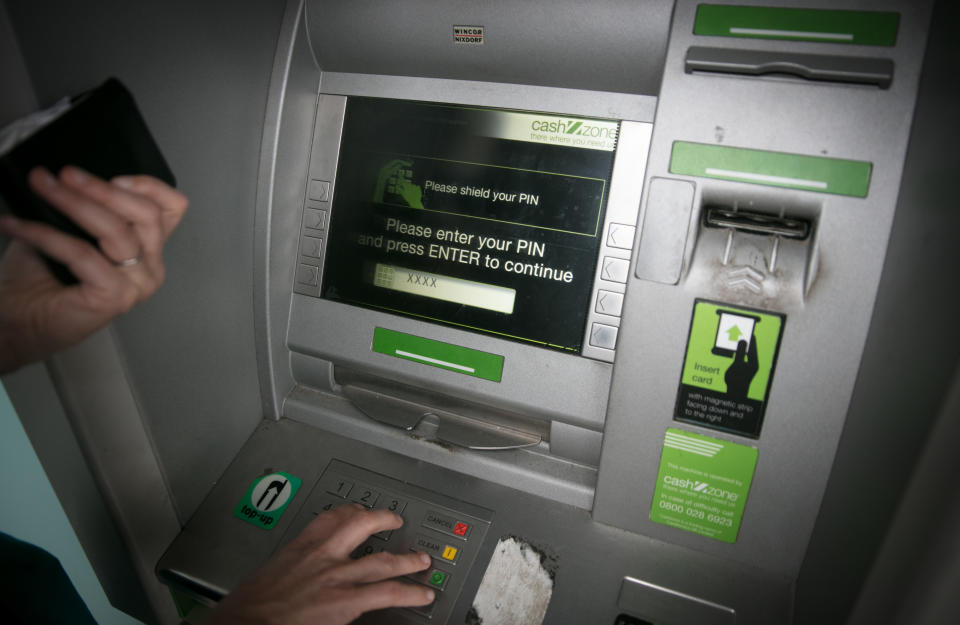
[{"xmin": 408, "ymin": 568, "xmax": 450, "ymax": 592}]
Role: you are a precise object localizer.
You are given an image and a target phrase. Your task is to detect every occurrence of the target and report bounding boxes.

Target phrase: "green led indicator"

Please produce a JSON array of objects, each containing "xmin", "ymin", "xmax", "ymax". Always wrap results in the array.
[
  {"xmin": 429, "ymin": 570, "xmax": 447, "ymax": 587},
  {"xmin": 670, "ymin": 141, "xmax": 872, "ymax": 198},
  {"xmin": 693, "ymin": 5, "xmax": 899, "ymax": 46},
  {"xmin": 372, "ymin": 327, "xmax": 504, "ymax": 382}
]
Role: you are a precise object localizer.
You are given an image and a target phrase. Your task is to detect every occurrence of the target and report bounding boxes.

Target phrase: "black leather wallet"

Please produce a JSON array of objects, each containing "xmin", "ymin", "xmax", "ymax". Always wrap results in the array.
[{"xmin": 0, "ymin": 78, "xmax": 176, "ymax": 283}]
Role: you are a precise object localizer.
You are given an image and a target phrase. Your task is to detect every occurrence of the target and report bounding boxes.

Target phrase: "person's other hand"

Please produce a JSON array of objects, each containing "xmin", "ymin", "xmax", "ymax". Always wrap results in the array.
[
  {"xmin": 0, "ymin": 166, "xmax": 187, "ymax": 374},
  {"xmin": 206, "ymin": 504, "xmax": 435, "ymax": 625}
]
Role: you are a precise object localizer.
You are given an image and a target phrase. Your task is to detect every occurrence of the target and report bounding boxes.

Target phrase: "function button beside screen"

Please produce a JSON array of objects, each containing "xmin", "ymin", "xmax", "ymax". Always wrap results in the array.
[
  {"xmin": 303, "ymin": 208, "xmax": 327, "ymax": 230},
  {"xmin": 301, "ymin": 236, "xmax": 322, "ymax": 258},
  {"xmin": 348, "ymin": 485, "xmax": 381, "ymax": 508},
  {"xmin": 595, "ymin": 290, "xmax": 624, "ymax": 317},
  {"xmin": 607, "ymin": 223, "xmax": 636, "ymax": 250},
  {"xmin": 590, "ymin": 322, "xmax": 619, "ymax": 350},
  {"xmin": 308, "ymin": 179, "xmax": 331, "ymax": 202},
  {"xmin": 601, "ymin": 256, "xmax": 630, "ymax": 283},
  {"xmin": 422, "ymin": 510, "xmax": 472, "ymax": 540},
  {"xmin": 295, "ymin": 264, "xmax": 319, "ymax": 286}
]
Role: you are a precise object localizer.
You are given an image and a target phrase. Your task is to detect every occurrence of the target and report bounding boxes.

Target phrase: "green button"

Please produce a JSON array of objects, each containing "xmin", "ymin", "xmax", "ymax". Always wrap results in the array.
[
  {"xmin": 694, "ymin": 5, "xmax": 899, "ymax": 46},
  {"xmin": 372, "ymin": 327, "xmax": 504, "ymax": 382},
  {"xmin": 670, "ymin": 141, "xmax": 872, "ymax": 198},
  {"xmin": 429, "ymin": 570, "xmax": 448, "ymax": 588}
]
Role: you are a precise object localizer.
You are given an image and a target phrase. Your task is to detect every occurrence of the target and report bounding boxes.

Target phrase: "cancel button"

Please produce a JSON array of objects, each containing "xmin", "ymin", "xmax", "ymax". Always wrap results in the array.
[{"xmin": 422, "ymin": 510, "xmax": 471, "ymax": 540}]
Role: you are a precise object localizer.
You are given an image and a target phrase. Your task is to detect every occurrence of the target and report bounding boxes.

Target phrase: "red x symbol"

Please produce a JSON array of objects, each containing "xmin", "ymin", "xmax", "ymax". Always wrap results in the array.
[{"xmin": 454, "ymin": 522, "xmax": 469, "ymax": 536}]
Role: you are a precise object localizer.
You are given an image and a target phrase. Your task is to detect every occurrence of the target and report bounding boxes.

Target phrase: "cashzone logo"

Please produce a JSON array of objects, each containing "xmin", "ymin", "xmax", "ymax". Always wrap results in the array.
[
  {"xmin": 484, "ymin": 110, "xmax": 618, "ymax": 151},
  {"xmin": 662, "ymin": 475, "xmax": 739, "ymax": 502},
  {"xmin": 530, "ymin": 118, "xmax": 618, "ymax": 140}
]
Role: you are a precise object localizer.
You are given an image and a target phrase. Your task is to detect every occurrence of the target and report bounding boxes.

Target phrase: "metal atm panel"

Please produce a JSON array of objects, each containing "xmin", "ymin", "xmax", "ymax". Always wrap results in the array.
[
  {"xmin": 157, "ymin": 1, "xmax": 941, "ymax": 623},
  {"xmin": 3, "ymin": 1, "xmax": 949, "ymax": 624}
]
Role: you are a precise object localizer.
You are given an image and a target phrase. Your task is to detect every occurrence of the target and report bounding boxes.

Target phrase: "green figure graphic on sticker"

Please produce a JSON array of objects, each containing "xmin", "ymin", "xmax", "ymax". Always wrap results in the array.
[{"xmin": 373, "ymin": 159, "xmax": 424, "ymax": 209}]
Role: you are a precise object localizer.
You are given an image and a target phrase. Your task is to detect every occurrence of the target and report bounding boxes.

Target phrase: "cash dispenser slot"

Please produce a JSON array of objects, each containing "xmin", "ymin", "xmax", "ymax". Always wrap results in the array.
[
  {"xmin": 336, "ymin": 369, "xmax": 545, "ymax": 450},
  {"xmin": 685, "ymin": 46, "xmax": 894, "ymax": 88}
]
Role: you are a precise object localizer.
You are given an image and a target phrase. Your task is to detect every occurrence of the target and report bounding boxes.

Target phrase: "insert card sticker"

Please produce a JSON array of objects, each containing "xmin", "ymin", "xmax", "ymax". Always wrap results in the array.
[
  {"xmin": 675, "ymin": 300, "xmax": 785, "ymax": 437},
  {"xmin": 650, "ymin": 428, "xmax": 758, "ymax": 543}
]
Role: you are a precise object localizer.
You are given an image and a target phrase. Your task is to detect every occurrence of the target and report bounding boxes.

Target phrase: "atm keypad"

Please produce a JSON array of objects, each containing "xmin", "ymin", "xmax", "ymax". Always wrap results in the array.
[{"xmin": 280, "ymin": 460, "xmax": 492, "ymax": 624}]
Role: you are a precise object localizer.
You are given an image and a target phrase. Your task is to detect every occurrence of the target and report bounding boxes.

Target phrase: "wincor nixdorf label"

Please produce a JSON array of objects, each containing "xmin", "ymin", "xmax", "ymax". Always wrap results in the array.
[{"xmin": 454, "ymin": 25, "xmax": 484, "ymax": 44}]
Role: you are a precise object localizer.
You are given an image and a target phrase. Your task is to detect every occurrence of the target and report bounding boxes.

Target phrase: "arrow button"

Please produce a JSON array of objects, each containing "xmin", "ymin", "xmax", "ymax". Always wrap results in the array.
[
  {"xmin": 607, "ymin": 223, "xmax": 636, "ymax": 250},
  {"xmin": 590, "ymin": 323, "xmax": 618, "ymax": 350},
  {"xmin": 595, "ymin": 290, "xmax": 624, "ymax": 316},
  {"xmin": 601, "ymin": 257, "xmax": 630, "ymax": 284}
]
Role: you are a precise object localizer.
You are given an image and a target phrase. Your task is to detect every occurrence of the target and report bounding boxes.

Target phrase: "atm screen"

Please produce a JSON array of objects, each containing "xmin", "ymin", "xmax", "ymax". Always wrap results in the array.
[{"xmin": 322, "ymin": 98, "xmax": 619, "ymax": 353}]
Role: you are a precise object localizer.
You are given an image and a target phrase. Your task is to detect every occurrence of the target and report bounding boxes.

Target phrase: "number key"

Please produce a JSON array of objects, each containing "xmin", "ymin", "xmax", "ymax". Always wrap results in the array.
[
  {"xmin": 348, "ymin": 484, "xmax": 381, "ymax": 508},
  {"xmin": 327, "ymin": 477, "xmax": 354, "ymax": 499},
  {"xmin": 375, "ymin": 495, "xmax": 408, "ymax": 516}
]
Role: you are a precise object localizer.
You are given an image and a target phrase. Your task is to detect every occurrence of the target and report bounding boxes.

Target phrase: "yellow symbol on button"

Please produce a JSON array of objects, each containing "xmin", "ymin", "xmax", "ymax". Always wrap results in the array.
[{"xmin": 442, "ymin": 545, "xmax": 458, "ymax": 561}]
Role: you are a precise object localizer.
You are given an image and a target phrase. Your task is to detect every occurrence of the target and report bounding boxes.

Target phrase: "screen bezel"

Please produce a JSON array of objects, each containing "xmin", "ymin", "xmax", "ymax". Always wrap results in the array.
[{"xmin": 286, "ymin": 85, "xmax": 652, "ymax": 432}]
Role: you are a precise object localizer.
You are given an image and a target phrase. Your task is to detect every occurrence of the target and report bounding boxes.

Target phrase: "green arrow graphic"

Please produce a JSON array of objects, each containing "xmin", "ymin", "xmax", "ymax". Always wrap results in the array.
[{"xmin": 727, "ymin": 325, "xmax": 743, "ymax": 342}]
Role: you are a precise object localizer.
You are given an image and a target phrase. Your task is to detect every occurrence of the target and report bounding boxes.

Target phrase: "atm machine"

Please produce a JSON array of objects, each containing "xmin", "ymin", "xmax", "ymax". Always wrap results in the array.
[{"xmin": 3, "ymin": 0, "xmax": 957, "ymax": 624}]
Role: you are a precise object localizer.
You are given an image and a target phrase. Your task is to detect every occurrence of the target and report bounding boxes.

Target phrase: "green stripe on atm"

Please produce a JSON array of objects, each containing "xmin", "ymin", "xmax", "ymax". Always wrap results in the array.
[
  {"xmin": 372, "ymin": 327, "xmax": 504, "ymax": 382},
  {"xmin": 670, "ymin": 141, "xmax": 872, "ymax": 198},
  {"xmin": 694, "ymin": 5, "xmax": 899, "ymax": 46}
]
